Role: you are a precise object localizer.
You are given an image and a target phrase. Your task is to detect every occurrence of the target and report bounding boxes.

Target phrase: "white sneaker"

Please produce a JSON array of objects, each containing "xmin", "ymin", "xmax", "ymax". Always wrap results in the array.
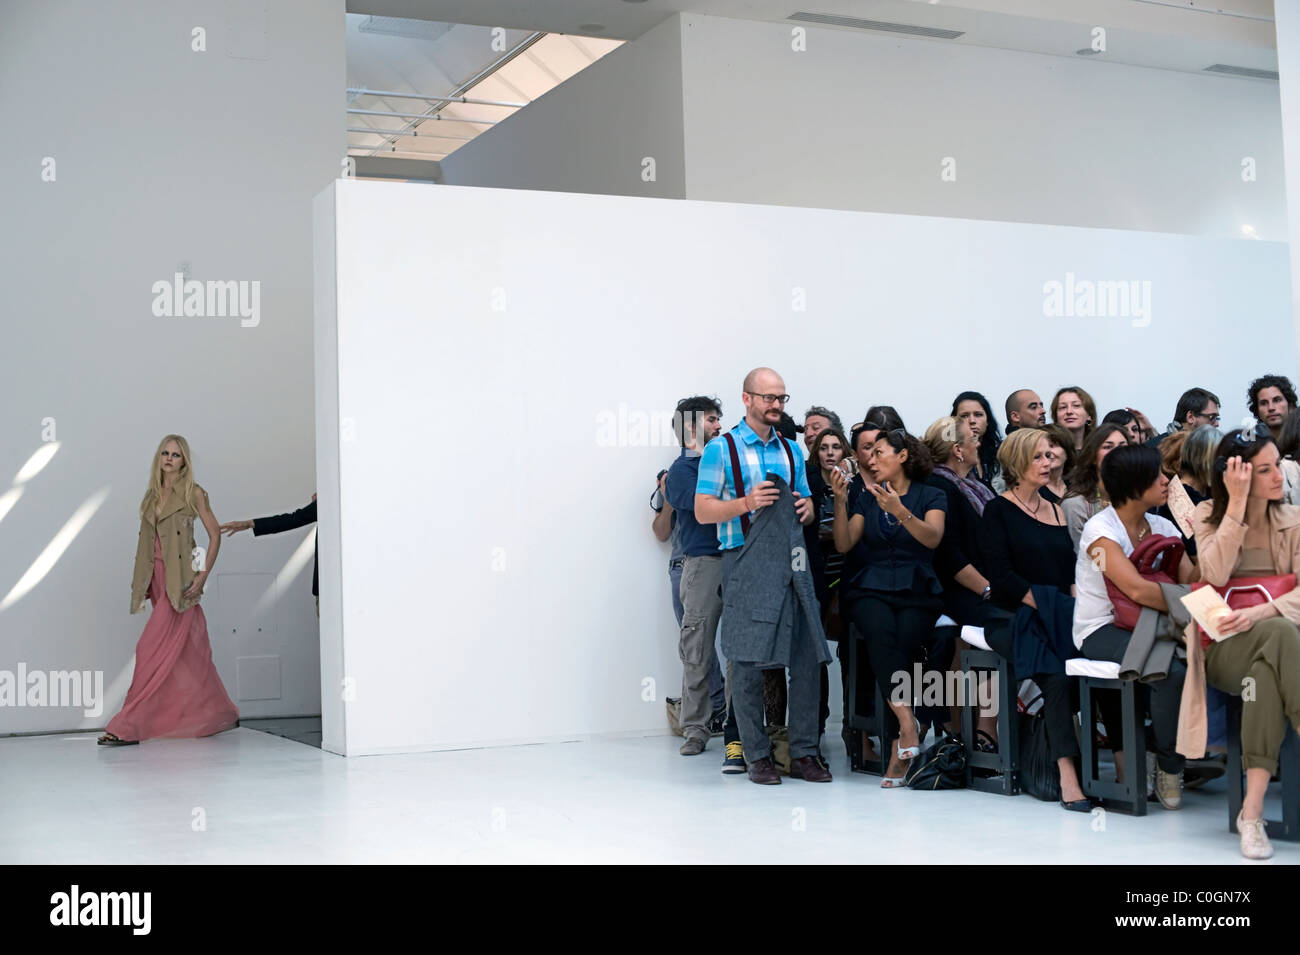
[{"xmin": 1238, "ymin": 812, "xmax": 1274, "ymax": 860}]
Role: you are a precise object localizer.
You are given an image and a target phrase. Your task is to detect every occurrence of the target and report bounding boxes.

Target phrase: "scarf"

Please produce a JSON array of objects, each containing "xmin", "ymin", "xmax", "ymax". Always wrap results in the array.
[{"xmin": 934, "ymin": 464, "xmax": 995, "ymax": 516}]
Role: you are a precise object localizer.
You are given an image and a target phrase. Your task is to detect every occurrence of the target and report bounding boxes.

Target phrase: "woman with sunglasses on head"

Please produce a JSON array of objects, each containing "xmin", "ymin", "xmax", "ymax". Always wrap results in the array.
[
  {"xmin": 1184, "ymin": 423, "xmax": 1300, "ymax": 858},
  {"xmin": 981, "ymin": 428, "xmax": 1089, "ymax": 810},
  {"xmin": 830, "ymin": 429, "xmax": 946, "ymax": 787},
  {"xmin": 1061, "ymin": 424, "xmax": 1129, "ymax": 552}
]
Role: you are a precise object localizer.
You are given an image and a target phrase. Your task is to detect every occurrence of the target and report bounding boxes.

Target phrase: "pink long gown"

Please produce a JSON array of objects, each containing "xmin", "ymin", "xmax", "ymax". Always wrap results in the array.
[{"xmin": 105, "ymin": 532, "xmax": 239, "ymax": 741}]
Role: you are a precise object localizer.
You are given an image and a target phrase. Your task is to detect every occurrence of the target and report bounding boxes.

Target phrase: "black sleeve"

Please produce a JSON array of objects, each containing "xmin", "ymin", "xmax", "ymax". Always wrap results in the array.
[
  {"xmin": 932, "ymin": 482, "xmax": 970, "ymax": 581},
  {"xmin": 980, "ymin": 499, "xmax": 1030, "ymax": 609},
  {"xmin": 253, "ymin": 500, "xmax": 317, "ymax": 536}
]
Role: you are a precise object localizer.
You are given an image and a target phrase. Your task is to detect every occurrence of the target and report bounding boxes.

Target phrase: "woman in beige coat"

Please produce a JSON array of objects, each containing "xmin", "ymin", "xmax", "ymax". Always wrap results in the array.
[
  {"xmin": 99, "ymin": 435, "xmax": 238, "ymax": 744},
  {"xmin": 1182, "ymin": 424, "xmax": 1300, "ymax": 859}
]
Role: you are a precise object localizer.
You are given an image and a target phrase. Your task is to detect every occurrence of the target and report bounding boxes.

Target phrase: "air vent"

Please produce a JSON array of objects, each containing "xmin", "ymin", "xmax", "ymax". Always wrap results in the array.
[
  {"xmin": 788, "ymin": 11, "xmax": 964, "ymax": 40},
  {"xmin": 1204, "ymin": 64, "xmax": 1279, "ymax": 80},
  {"xmin": 358, "ymin": 16, "xmax": 454, "ymax": 41}
]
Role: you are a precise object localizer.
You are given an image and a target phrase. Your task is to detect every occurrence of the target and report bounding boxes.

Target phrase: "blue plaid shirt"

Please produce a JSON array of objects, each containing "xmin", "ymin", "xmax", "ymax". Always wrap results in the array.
[{"xmin": 695, "ymin": 419, "xmax": 811, "ymax": 551}]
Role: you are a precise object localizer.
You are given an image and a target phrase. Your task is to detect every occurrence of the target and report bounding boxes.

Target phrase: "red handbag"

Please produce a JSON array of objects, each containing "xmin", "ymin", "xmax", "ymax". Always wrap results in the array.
[
  {"xmin": 1190, "ymin": 574, "xmax": 1296, "ymax": 643},
  {"xmin": 1103, "ymin": 534, "xmax": 1185, "ymax": 631}
]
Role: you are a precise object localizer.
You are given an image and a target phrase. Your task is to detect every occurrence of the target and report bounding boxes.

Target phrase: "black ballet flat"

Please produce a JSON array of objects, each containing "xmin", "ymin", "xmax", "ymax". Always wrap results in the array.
[{"xmin": 1060, "ymin": 796, "xmax": 1093, "ymax": 813}]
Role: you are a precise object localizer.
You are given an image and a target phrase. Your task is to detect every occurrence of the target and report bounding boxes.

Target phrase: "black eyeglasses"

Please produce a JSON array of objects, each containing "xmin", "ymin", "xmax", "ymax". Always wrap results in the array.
[
  {"xmin": 1195, "ymin": 412, "xmax": 1222, "ymax": 425},
  {"xmin": 746, "ymin": 392, "xmax": 790, "ymax": 405}
]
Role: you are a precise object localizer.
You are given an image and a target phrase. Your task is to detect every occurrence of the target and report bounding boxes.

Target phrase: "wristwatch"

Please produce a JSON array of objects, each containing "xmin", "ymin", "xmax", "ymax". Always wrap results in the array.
[{"xmin": 981, "ymin": 585, "xmax": 992, "ymax": 601}]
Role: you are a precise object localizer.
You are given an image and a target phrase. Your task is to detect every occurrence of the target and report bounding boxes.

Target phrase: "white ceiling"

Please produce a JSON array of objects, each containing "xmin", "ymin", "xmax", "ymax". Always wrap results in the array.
[
  {"xmin": 346, "ymin": 0, "xmax": 1279, "ymax": 76},
  {"xmin": 347, "ymin": 16, "xmax": 622, "ymax": 160}
]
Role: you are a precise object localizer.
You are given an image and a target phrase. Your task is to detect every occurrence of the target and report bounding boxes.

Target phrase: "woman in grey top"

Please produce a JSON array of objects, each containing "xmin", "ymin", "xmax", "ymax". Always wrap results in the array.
[{"xmin": 1061, "ymin": 424, "xmax": 1128, "ymax": 551}]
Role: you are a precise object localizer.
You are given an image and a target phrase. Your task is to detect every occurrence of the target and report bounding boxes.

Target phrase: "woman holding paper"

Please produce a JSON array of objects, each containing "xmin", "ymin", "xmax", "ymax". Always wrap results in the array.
[{"xmin": 1188, "ymin": 424, "xmax": 1300, "ymax": 859}]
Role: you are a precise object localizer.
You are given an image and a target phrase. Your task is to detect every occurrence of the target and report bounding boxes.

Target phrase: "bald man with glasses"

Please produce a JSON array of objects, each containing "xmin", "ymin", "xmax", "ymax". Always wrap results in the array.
[{"xmin": 696, "ymin": 367, "xmax": 832, "ymax": 784}]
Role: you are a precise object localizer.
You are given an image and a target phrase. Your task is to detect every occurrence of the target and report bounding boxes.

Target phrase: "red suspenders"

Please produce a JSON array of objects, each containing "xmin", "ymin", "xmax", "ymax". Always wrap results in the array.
[{"xmin": 723, "ymin": 431, "xmax": 797, "ymax": 537}]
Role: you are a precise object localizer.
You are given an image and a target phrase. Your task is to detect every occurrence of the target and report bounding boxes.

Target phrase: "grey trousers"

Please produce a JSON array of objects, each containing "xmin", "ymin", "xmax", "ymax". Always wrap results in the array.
[
  {"xmin": 722, "ymin": 551, "xmax": 822, "ymax": 762},
  {"xmin": 679, "ymin": 555, "xmax": 724, "ymax": 740},
  {"xmin": 670, "ymin": 558, "xmax": 726, "ymax": 712}
]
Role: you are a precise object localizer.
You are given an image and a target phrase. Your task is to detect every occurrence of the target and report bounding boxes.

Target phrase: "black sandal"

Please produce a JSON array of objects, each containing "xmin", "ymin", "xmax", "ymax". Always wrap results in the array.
[
  {"xmin": 97, "ymin": 733, "xmax": 137, "ymax": 746},
  {"xmin": 974, "ymin": 730, "xmax": 998, "ymax": 754}
]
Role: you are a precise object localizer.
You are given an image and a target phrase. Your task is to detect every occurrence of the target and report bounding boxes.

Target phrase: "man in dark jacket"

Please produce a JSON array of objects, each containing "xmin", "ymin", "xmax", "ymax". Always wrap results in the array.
[{"xmin": 220, "ymin": 494, "xmax": 318, "ymax": 614}]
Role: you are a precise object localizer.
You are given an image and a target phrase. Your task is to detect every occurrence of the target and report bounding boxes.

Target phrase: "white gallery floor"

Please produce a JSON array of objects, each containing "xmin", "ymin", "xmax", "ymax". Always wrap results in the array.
[{"xmin": 0, "ymin": 727, "xmax": 1291, "ymax": 864}]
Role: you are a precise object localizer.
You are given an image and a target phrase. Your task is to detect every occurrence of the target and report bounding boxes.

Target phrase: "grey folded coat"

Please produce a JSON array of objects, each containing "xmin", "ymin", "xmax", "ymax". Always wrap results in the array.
[
  {"xmin": 1123, "ymin": 582, "xmax": 1191, "ymax": 682},
  {"xmin": 719, "ymin": 475, "xmax": 832, "ymax": 670}
]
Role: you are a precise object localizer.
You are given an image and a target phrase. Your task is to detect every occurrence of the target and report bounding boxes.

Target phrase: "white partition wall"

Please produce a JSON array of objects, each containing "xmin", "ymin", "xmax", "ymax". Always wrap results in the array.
[{"xmin": 314, "ymin": 179, "xmax": 1292, "ymax": 756}]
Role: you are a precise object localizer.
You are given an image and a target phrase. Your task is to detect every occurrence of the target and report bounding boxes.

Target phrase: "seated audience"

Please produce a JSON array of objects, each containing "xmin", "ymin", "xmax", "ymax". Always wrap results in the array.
[
  {"xmin": 1061, "ymin": 424, "xmax": 1129, "ymax": 550},
  {"xmin": 925, "ymin": 416, "xmax": 998, "ymax": 743},
  {"xmin": 831, "ymin": 429, "xmax": 946, "ymax": 787},
  {"xmin": 1073, "ymin": 445, "xmax": 1195, "ymax": 808},
  {"xmin": 981, "ymin": 428, "xmax": 1089, "ymax": 811},
  {"xmin": 1247, "ymin": 374, "xmax": 1297, "ymax": 442},
  {"xmin": 923, "ymin": 416, "xmax": 994, "ymax": 627},
  {"xmin": 1038, "ymin": 423, "xmax": 1075, "ymax": 505},
  {"xmin": 952, "ymin": 390, "xmax": 1002, "ymax": 491},
  {"xmin": 1186, "ymin": 424, "xmax": 1300, "ymax": 859},
  {"xmin": 1051, "ymin": 386, "xmax": 1097, "ymax": 452}
]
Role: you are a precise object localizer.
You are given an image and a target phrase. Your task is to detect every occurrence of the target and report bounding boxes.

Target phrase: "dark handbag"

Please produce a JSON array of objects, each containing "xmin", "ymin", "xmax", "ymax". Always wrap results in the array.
[
  {"xmin": 1103, "ymin": 534, "xmax": 1184, "ymax": 631},
  {"xmin": 1017, "ymin": 709, "xmax": 1062, "ymax": 802},
  {"xmin": 904, "ymin": 734, "xmax": 967, "ymax": 790},
  {"xmin": 1190, "ymin": 574, "xmax": 1296, "ymax": 642}
]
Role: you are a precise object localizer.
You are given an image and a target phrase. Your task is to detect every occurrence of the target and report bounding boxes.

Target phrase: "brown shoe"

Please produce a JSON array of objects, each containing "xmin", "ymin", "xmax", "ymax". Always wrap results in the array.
[
  {"xmin": 790, "ymin": 756, "xmax": 832, "ymax": 782},
  {"xmin": 746, "ymin": 756, "xmax": 781, "ymax": 785}
]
